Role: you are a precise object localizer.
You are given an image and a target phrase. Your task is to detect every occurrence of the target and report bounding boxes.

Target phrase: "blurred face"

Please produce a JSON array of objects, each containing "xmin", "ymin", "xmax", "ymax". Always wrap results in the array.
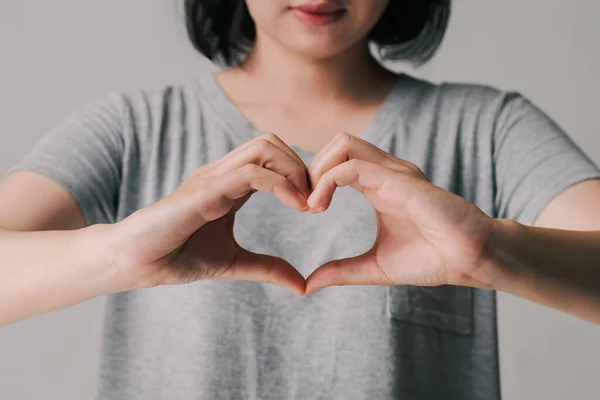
[{"xmin": 245, "ymin": 0, "xmax": 390, "ymax": 59}]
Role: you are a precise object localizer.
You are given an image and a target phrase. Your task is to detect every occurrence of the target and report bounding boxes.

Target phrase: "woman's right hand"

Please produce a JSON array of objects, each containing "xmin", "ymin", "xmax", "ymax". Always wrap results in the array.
[{"xmin": 98, "ymin": 133, "xmax": 310, "ymax": 295}]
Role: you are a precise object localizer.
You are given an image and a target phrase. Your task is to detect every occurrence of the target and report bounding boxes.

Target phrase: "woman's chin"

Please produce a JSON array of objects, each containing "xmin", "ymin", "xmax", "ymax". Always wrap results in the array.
[{"xmin": 286, "ymin": 41, "xmax": 355, "ymax": 61}]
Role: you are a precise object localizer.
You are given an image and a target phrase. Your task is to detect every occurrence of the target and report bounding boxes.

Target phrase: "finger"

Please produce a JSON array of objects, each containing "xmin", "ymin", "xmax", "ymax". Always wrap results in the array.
[
  {"xmin": 214, "ymin": 164, "xmax": 308, "ymax": 214},
  {"xmin": 304, "ymin": 252, "xmax": 393, "ymax": 295},
  {"xmin": 309, "ymin": 132, "xmax": 399, "ymax": 187},
  {"xmin": 221, "ymin": 132, "xmax": 306, "ymax": 170},
  {"xmin": 219, "ymin": 249, "xmax": 306, "ymax": 295},
  {"xmin": 211, "ymin": 136, "xmax": 310, "ymax": 198},
  {"xmin": 260, "ymin": 132, "xmax": 307, "ymax": 171},
  {"xmin": 208, "ymin": 133, "xmax": 307, "ymax": 183},
  {"xmin": 307, "ymin": 159, "xmax": 394, "ymax": 212}
]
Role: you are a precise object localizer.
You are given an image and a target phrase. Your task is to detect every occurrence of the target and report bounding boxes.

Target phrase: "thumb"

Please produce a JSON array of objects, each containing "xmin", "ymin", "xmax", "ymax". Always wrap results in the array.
[
  {"xmin": 305, "ymin": 252, "xmax": 392, "ymax": 295},
  {"xmin": 220, "ymin": 248, "xmax": 306, "ymax": 295}
]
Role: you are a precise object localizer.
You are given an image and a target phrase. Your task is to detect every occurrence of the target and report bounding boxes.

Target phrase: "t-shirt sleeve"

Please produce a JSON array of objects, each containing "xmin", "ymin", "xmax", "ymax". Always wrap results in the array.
[
  {"xmin": 2, "ymin": 93, "xmax": 127, "ymax": 226},
  {"xmin": 493, "ymin": 92, "xmax": 600, "ymax": 225}
]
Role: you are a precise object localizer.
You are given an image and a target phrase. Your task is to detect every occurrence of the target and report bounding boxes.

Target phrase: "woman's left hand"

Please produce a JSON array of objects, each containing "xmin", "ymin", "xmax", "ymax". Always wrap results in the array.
[{"xmin": 305, "ymin": 133, "xmax": 496, "ymax": 294}]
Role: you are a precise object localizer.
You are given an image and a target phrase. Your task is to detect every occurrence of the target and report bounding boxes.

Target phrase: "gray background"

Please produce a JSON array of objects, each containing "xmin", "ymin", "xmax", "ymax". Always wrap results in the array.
[{"xmin": 1, "ymin": 0, "xmax": 599, "ymax": 399}]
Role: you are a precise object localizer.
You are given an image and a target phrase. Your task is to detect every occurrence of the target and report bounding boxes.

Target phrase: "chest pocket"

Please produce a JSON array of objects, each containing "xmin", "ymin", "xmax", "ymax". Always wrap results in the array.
[{"xmin": 387, "ymin": 285, "xmax": 473, "ymax": 335}]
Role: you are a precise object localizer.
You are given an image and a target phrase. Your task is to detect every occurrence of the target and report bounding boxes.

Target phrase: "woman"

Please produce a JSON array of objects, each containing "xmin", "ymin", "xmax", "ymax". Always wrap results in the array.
[{"xmin": 1, "ymin": 0, "xmax": 600, "ymax": 398}]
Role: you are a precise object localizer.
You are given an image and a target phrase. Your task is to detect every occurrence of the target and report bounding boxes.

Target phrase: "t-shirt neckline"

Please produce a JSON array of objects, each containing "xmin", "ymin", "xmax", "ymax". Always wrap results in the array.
[{"xmin": 195, "ymin": 70, "xmax": 415, "ymax": 155}]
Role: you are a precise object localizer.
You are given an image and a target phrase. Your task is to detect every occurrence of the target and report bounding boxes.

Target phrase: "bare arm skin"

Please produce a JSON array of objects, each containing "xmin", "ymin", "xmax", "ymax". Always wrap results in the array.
[
  {"xmin": 304, "ymin": 133, "xmax": 600, "ymax": 325},
  {"xmin": 0, "ymin": 171, "xmax": 109, "ymax": 326},
  {"xmin": 472, "ymin": 180, "xmax": 600, "ymax": 325},
  {"xmin": 0, "ymin": 134, "xmax": 310, "ymax": 327}
]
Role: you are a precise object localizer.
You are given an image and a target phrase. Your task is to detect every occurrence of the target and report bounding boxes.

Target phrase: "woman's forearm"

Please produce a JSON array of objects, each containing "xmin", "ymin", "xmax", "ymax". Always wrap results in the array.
[
  {"xmin": 474, "ymin": 219, "xmax": 600, "ymax": 325},
  {"xmin": 0, "ymin": 226, "xmax": 115, "ymax": 326}
]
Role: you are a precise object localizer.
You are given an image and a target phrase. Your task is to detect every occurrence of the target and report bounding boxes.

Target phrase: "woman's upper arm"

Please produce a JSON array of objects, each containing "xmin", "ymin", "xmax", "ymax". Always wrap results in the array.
[
  {"xmin": 533, "ymin": 179, "xmax": 600, "ymax": 231},
  {"xmin": 492, "ymin": 92, "xmax": 600, "ymax": 226},
  {"xmin": 1, "ymin": 92, "xmax": 128, "ymax": 231},
  {"xmin": 0, "ymin": 171, "xmax": 86, "ymax": 231}
]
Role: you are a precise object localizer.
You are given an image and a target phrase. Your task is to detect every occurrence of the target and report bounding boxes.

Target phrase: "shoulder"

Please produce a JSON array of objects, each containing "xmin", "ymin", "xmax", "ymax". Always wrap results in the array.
[
  {"xmin": 68, "ymin": 73, "xmax": 221, "ymax": 144},
  {"xmin": 117, "ymin": 74, "xmax": 217, "ymax": 123},
  {"xmin": 407, "ymin": 74, "xmax": 518, "ymax": 112},
  {"xmin": 396, "ymin": 74, "xmax": 531, "ymax": 130}
]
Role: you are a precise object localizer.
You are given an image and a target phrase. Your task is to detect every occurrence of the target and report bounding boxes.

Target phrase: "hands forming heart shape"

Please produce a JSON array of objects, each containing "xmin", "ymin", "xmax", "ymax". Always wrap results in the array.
[{"xmin": 111, "ymin": 133, "xmax": 496, "ymax": 296}]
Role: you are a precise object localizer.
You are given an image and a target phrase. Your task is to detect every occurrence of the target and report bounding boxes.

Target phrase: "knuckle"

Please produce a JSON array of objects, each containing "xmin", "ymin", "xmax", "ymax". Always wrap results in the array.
[
  {"xmin": 254, "ymin": 138, "xmax": 273, "ymax": 152},
  {"xmin": 241, "ymin": 163, "xmax": 260, "ymax": 177},
  {"xmin": 405, "ymin": 162, "xmax": 424, "ymax": 176},
  {"xmin": 320, "ymin": 169, "xmax": 334, "ymax": 183},
  {"xmin": 336, "ymin": 132, "xmax": 354, "ymax": 146},
  {"xmin": 262, "ymin": 132, "xmax": 279, "ymax": 142}
]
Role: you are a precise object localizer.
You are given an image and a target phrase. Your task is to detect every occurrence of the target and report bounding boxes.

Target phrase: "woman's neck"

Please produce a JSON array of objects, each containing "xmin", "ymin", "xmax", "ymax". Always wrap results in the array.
[{"xmin": 237, "ymin": 34, "xmax": 396, "ymax": 105}]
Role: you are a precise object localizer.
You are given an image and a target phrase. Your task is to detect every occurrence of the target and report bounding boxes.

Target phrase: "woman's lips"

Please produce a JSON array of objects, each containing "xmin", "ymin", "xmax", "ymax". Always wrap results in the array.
[{"xmin": 292, "ymin": 3, "xmax": 347, "ymax": 26}]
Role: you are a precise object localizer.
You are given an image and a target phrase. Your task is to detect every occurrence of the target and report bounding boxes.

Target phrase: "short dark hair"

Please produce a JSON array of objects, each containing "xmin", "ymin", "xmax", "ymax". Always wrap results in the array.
[{"xmin": 184, "ymin": 0, "xmax": 451, "ymax": 67}]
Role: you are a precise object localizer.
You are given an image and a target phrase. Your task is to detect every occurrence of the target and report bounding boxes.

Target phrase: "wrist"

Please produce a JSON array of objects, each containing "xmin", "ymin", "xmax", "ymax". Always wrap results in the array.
[
  {"xmin": 76, "ymin": 223, "xmax": 134, "ymax": 295},
  {"xmin": 467, "ymin": 218, "xmax": 525, "ymax": 292}
]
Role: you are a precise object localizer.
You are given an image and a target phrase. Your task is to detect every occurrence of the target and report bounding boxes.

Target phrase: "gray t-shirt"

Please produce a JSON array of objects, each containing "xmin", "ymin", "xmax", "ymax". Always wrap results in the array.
[{"xmin": 7, "ymin": 72, "xmax": 600, "ymax": 399}]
